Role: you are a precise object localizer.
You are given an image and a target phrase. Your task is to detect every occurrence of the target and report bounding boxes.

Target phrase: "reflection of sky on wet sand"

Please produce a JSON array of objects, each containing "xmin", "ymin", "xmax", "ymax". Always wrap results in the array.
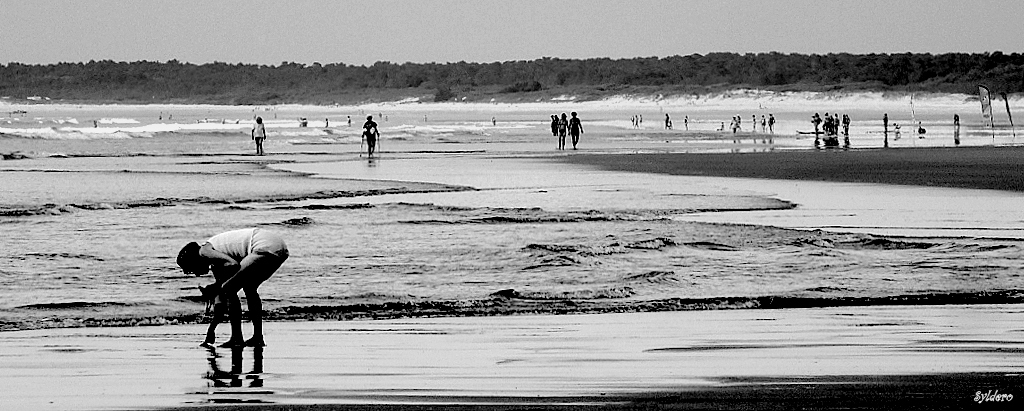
[
  {"xmin": 2, "ymin": 305, "xmax": 1022, "ymax": 409},
  {"xmin": 277, "ymin": 156, "xmax": 1024, "ymax": 239}
]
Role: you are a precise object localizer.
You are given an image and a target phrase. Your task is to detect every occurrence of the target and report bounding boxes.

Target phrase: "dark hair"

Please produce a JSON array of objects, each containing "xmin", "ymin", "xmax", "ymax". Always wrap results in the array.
[
  {"xmin": 177, "ymin": 242, "xmax": 205, "ymax": 274},
  {"xmin": 256, "ymin": 117, "xmax": 263, "ymax": 124}
]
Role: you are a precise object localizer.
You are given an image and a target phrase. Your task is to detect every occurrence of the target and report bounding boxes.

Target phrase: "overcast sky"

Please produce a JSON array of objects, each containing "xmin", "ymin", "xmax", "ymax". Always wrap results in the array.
[{"xmin": 2, "ymin": 0, "xmax": 1021, "ymax": 66}]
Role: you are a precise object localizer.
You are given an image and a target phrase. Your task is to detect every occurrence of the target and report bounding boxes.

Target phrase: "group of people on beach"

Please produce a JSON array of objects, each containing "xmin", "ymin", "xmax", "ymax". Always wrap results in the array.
[
  {"xmin": 727, "ymin": 114, "xmax": 775, "ymax": 134},
  {"xmin": 811, "ymin": 112, "xmax": 851, "ymax": 138},
  {"xmin": 549, "ymin": 112, "xmax": 584, "ymax": 150},
  {"xmin": 810, "ymin": 112, "xmax": 852, "ymax": 148}
]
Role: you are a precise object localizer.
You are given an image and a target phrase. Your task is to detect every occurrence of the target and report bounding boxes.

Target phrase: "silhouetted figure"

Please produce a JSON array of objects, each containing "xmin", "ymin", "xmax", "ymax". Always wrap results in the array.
[
  {"xmin": 954, "ymin": 114, "xmax": 961, "ymax": 146},
  {"xmin": 363, "ymin": 115, "xmax": 379, "ymax": 157},
  {"xmin": 569, "ymin": 112, "xmax": 584, "ymax": 149},
  {"xmin": 557, "ymin": 113, "xmax": 568, "ymax": 150}
]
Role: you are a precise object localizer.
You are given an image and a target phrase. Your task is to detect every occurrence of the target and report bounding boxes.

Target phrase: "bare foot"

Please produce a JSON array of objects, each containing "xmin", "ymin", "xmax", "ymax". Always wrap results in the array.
[
  {"xmin": 200, "ymin": 341, "xmax": 216, "ymax": 348},
  {"xmin": 244, "ymin": 337, "xmax": 266, "ymax": 347}
]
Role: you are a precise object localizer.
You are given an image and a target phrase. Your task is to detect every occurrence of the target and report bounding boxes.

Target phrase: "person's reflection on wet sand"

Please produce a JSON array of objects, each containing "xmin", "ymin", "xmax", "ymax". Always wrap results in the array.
[{"xmin": 204, "ymin": 346, "xmax": 264, "ymax": 389}]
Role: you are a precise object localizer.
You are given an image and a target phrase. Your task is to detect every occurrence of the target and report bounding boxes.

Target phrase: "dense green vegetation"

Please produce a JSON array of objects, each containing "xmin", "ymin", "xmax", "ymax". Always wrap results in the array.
[{"xmin": 1, "ymin": 52, "xmax": 1022, "ymax": 105}]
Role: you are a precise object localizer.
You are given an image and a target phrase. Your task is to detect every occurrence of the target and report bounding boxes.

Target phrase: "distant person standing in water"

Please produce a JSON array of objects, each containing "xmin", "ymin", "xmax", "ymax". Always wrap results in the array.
[
  {"xmin": 954, "ymin": 114, "xmax": 961, "ymax": 146},
  {"xmin": 569, "ymin": 112, "xmax": 584, "ymax": 149},
  {"xmin": 362, "ymin": 115, "xmax": 379, "ymax": 157},
  {"xmin": 178, "ymin": 228, "xmax": 289, "ymax": 347},
  {"xmin": 665, "ymin": 113, "xmax": 672, "ymax": 129},
  {"xmin": 251, "ymin": 117, "xmax": 267, "ymax": 155}
]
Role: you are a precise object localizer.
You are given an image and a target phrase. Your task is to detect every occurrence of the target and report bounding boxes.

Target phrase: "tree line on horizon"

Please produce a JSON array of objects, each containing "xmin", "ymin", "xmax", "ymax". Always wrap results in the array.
[{"xmin": 1, "ymin": 52, "xmax": 1022, "ymax": 104}]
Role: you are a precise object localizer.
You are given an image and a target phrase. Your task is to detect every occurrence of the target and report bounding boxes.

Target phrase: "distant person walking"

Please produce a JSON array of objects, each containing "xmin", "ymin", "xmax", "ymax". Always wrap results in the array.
[
  {"xmin": 768, "ymin": 114, "xmax": 775, "ymax": 133},
  {"xmin": 252, "ymin": 117, "xmax": 267, "ymax": 155},
  {"xmin": 665, "ymin": 113, "xmax": 672, "ymax": 130},
  {"xmin": 883, "ymin": 113, "xmax": 889, "ymax": 135},
  {"xmin": 557, "ymin": 113, "xmax": 569, "ymax": 150},
  {"xmin": 569, "ymin": 112, "xmax": 584, "ymax": 149},
  {"xmin": 684, "ymin": 116, "xmax": 689, "ymax": 130},
  {"xmin": 550, "ymin": 115, "xmax": 559, "ymax": 138},
  {"xmin": 362, "ymin": 115, "xmax": 380, "ymax": 157}
]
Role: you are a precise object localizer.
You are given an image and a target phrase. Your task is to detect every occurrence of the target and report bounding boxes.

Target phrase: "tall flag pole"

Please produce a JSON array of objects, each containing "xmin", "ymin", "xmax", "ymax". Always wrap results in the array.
[
  {"xmin": 1001, "ymin": 92, "xmax": 1016, "ymax": 141},
  {"xmin": 979, "ymin": 85, "xmax": 995, "ymax": 141}
]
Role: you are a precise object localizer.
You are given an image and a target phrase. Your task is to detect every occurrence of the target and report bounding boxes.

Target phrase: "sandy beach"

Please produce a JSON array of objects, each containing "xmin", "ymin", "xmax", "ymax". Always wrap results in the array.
[
  {"xmin": 2, "ymin": 304, "xmax": 1022, "ymax": 410},
  {"xmin": 559, "ymin": 145, "xmax": 1024, "ymax": 192}
]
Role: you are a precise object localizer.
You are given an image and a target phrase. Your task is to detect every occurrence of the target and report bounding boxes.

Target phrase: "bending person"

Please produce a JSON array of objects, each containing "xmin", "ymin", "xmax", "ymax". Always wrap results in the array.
[{"xmin": 178, "ymin": 228, "xmax": 289, "ymax": 347}]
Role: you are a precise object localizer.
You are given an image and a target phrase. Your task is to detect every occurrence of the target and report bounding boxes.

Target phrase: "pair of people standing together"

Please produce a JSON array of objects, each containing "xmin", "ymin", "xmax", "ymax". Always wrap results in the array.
[{"xmin": 550, "ymin": 112, "xmax": 584, "ymax": 150}]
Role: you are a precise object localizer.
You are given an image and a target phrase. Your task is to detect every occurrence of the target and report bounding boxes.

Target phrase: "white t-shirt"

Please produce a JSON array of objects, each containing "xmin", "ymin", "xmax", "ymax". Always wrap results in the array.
[
  {"xmin": 253, "ymin": 123, "xmax": 266, "ymax": 138},
  {"xmin": 207, "ymin": 228, "xmax": 256, "ymax": 262}
]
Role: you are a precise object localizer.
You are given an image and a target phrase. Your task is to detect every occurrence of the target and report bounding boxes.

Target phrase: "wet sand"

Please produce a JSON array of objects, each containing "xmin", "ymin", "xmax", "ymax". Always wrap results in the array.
[
  {"xmin": 559, "ymin": 145, "xmax": 1024, "ymax": 192},
  {"xmin": 2, "ymin": 305, "xmax": 1022, "ymax": 410}
]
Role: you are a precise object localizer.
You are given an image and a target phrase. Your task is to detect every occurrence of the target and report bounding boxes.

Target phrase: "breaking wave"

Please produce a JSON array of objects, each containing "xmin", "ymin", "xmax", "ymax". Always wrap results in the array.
[{"xmin": 8, "ymin": 290, "xmax": 1022, "ymax": 332}]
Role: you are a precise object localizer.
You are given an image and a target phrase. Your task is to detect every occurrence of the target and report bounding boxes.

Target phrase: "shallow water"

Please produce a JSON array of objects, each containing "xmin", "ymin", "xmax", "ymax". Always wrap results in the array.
[{"xmin": 2, "ymin": 99, "xmax": 1023, "ymax": 331}]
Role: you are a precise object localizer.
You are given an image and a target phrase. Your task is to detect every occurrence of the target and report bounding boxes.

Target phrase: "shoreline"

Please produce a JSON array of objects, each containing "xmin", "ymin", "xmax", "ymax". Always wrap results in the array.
[{"xmin": 557, "ymin": 145, "xmax": 1024, "ymax": 192}]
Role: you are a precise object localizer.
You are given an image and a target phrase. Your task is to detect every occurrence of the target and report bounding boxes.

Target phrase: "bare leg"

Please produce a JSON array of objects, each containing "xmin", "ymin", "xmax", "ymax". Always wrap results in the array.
[
  {"xmin": 202, "ymin": 298, "xmax": 227, "ymax": 346},
  {"xmin": 219, "ymin": 294, "xmax": 244, "ymax": 348},
  {"xmin": 219, "ymin": 252, "xmax": 285, "ymax": 347},
  {"xmin": 243, "ymin": 288, "xmax": 265, "ymax": 346}
]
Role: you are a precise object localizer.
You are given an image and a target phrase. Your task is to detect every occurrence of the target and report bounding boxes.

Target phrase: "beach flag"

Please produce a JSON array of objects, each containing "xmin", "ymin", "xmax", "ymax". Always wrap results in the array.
[
  {"xmin": 1001, "ymin": 92, "xmax": 1016, "ymax": 139},
  {"xmin": 979, "ymin": 85, "xmax": 995, "ymax": 139},
  {"xmin": 979, "ymin": 86, "xmax": 994, "ymax": 122}
]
